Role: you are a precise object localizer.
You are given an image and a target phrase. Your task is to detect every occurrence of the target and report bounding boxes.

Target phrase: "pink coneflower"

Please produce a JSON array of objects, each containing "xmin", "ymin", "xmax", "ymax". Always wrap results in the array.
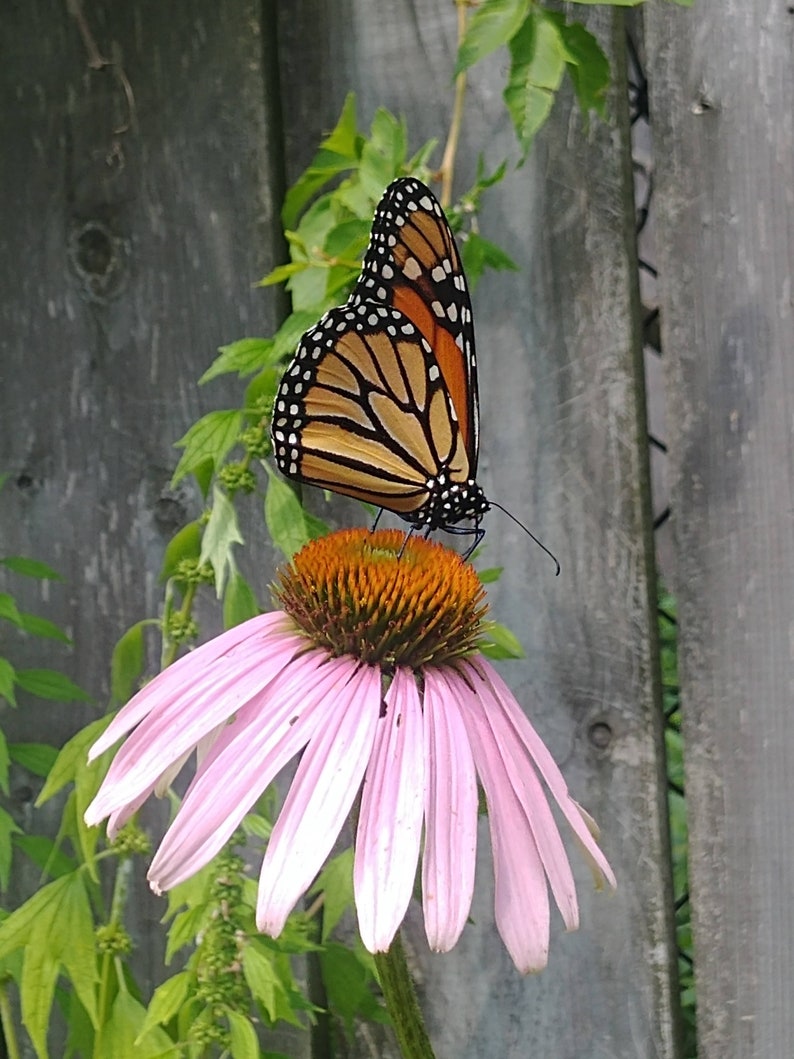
[{"xmin": 85, "ymin": 528, "xmax": 614, "ymax": 974}]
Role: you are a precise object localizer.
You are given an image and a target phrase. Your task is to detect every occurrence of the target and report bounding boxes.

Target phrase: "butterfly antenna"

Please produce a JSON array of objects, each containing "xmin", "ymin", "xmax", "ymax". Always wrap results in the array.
[{"xmin": 489, "ymin": 501, "xmax": 561, "ymax": 576}]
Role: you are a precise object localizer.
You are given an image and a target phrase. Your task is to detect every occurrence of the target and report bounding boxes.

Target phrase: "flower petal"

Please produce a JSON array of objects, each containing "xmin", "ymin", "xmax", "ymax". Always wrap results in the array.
[
  {"xmin": 256, "ymin": 664, "xmax": 382, "ymax": 937},
  {"xmin": 354, "ymin": 668, "xmax": 425, "ymax": 953},
  {"xmin": 442, "ymin": 667, "xmax": 551, "ymax": 973},
  {"xmin": 421, "ymin": 670, "xmax": 478, "ymax": 953},
  {"xmin": 148, "ymin": 651, "xmax": 351, "ymax": 891},
  {"xmin": 85, "ymin": 622, "xmax": 306, "ymax": 825},
  {"xmin": 89, "ymin": 612, "xmax": 290, "ymax": 758},
  {"xmin": 474, "ymin": 659, "xmax": 616, "ymax": 891}
]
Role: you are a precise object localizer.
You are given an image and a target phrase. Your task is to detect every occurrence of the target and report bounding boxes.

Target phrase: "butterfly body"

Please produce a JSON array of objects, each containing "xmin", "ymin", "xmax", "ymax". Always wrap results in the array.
[{"xmin": 271, "ymin": 178, "xmax": 490, "ymax": 533}]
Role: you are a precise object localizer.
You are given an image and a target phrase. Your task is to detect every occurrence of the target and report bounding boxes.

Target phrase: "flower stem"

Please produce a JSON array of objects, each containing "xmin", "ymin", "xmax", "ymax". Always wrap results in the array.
[{"xmin": 374, "ymin": 932, "xmax": 435, "ymax": 1059}]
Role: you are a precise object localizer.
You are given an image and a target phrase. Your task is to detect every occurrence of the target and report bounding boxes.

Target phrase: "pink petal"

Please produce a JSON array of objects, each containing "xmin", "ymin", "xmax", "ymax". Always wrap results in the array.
[
  {"xmin": 148, "ymin": 651, "xmax": 350, "ymax": 891},
  {"xmin": 474, "ymin": 659, "xmax": 616, "ymax": 891},
  {"xmin": 89, "ymin": 612, "xmax": 290, "ymax": 758},
  {"xmin": 85, "ymin": 623, "xmax": 306, "ymax": 826},
  {"xmin": 421, "ymin": 671, "xmax": 478, "ymax": 953},
  {"xmin": 257, "ymin": 664, "xmax": 382, "ymax": 938},
  {"xmin": 354, "ymin": 668, "xmax": 425, "ymax": 953},
  {"xmin": 442, "ymin": 667, "xmax": 551, "ymax": 973}
]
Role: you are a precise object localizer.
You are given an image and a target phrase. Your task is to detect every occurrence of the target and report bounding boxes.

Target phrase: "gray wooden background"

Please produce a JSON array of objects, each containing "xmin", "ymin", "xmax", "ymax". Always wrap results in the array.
[{"xmin": 1, "ymin": 1, "xmax": 790, "ymax": 1057}]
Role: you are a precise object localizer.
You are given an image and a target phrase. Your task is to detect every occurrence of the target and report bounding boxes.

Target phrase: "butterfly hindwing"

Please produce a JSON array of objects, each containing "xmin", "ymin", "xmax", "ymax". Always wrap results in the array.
[{"xmin": 271, "ymin": 301, "xmax": 471, "ymax": 518}]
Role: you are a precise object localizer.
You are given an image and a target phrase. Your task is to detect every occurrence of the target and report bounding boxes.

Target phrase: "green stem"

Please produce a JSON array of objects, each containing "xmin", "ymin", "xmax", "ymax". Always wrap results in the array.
[
  {"xmin": 93, "ymin": 857, "xmax": 134, "ymax": 1059},
  {"xmin": 0, "ymin": 980, "xmax": 22, "ymax": 1059},
  {"xmin": 374, "ymin": 932, "xmax": 435, "ymax": 1059}
]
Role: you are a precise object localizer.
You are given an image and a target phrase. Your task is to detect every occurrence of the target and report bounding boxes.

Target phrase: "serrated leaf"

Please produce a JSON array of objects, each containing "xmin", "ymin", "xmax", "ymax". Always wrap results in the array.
[
  {"xmin": 110, "ymin": 622, "xmax": 146, "ymax": 705},
  {"xmin": 241, "ymin": 945, "xmax": 300, "ymax": 1026},
  {"xmin": 0, "ymin": 806, "xmax": 22, "ymax": 889},
  {"xmin": 271, "ymin": 310, "xmax": 326, "ymax": 362},
  {"xmin": 13, "ymin": 834, "xmax": 75, "ymax": 878},
  {"xmin": 460, "ymin": 232, "xmax": 520, "ymax": 288},
  {"xmin": 227, "ymin": 1009, "xmax": 260, "ymax": 1058},
  {"xmin": 199, "ymin": 337, "xmax": 278, "ymax": 384},
  {"xmin": 552, "ymin": 15, "xmax": 611, "ymax": 117},
  {"xmin": 223, "ymin": 572, "xmax": 260, "ymax": 630},
  {"xmin": 16, "ymin": 612, "xmax": 71, "ymax": 643},
  {"xmin": 0, "ymin": 657, "xmax": 17, "ymax": 706},
  {"xmin": 15, "ymin": 668, "xmax": 91, "ymax": 703},
  {"xmin": 456, "ymin": 0, "xmax": 532, "ymax": 74},
  {"xmin": 504, "ymin": 10, "xmax": 567, "ymax": 154},
  {"xmin": 0, "ymin": 556, "xmax": 63, "ymax": 581},
  {"xmin": 137, "ymin": 972, "xmax": 191, "ymax": 1039},
  {"xmin": 320, "ymin": 943, "xmax": 386, "ymax": 1032},
  {"xmin": 263, "ymin": 469, "xmax": 328, "ymax": 559},
  {"xmin": 21, "ymin": 944, "xmax": 58, "ymax": 1058},
  {"xmin": 0, "ymin": 592, "xmax": 23, "ymax": 626},
  {"xmin": 359, "ymin": 109, "xmax": 407, "ymax": 198},
  {"xmin": 36, "ymin": 715, "xmax": 112, "ymax": 806},
  {"xmin": 171, "ymin": 410, "xmax": 244, "ymax": 487},
  {"xmin": 199, "ymin": 486, "xmax": 244, "ymax": 598},
  {"xmin": 160, "ymin": 521, "xmax": 203, "ymax": 582}
]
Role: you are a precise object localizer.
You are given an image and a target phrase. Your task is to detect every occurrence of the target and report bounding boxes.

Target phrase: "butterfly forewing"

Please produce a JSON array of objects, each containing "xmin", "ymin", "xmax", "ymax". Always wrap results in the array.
[{"xmin": 353, "ymin": 178, "xmax": 479, "ymax": 471}]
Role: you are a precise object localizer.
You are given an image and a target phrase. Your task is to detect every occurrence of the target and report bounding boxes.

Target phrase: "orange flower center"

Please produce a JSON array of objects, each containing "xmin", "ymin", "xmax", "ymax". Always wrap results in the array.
[{"xmin": 274, "ymin": 529, "xmax": 488, "ymax": 669}]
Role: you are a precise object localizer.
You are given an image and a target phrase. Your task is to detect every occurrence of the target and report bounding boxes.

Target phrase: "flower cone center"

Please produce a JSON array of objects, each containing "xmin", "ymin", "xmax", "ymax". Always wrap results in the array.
[{"xmin": 274, "ymin": 529, "xmax": 488, "ymax": 669}]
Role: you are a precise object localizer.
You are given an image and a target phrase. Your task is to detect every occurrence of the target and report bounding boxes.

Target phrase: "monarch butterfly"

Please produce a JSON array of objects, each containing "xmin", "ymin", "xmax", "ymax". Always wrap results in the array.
[
  {"xmin": 271, "ymin": 177, "xmax": 489, "ymax": 538},
  {"xmin": 271, "ymin": 178, "xmax": 559, "ymax": 571}
]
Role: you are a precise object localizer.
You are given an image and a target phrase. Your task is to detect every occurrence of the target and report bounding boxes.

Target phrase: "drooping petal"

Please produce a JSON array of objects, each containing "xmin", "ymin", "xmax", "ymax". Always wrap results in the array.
[
  {"xmin": 442, "ymin": 667, "xmax": 551, "ymax": 973},
  {"xmin": 257, "ymin": 663, "xmax": 382, "ymax": 938},
  {"xmin": 85, "ymin": 623, "xmax": 306, "ymax": 825},
  {"xmin": 421, "ymin": 670, "xmax": 478, "ymax": 953},
  {"xmin": 148, "ymin": 651, "xmax": 351, "ymax": 891},
  {"xmin": 89, "ymin": 612, "xmax": 291, "ymax": 758},
  {"xmin": 354, "ymin": 668, "xmax": 425, "ymax": 953},
  {"xmin": 457, "ymin": 663, "xmax": 579, "ymax": 932},
  {"xmin": 474, "ymin": 659, "xmax": 616, "ymax": 891}
]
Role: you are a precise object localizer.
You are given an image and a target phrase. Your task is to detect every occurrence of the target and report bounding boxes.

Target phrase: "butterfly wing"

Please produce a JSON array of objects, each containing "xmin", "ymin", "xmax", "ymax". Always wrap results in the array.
[
  {"xmin": 352, "ymin": 178, "xmax": 480, "ymax": 474},
  {"xmin": 271, "ymin": 301, "xmax": 472, "ymax": 521}
]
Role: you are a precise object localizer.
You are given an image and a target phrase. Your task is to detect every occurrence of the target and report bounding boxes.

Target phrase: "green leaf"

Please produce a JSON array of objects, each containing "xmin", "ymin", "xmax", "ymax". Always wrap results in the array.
[
  {"xmin": 160, "ymin": 521, "xmax": 203, "ymax": 581},
  {"xmin": 358, "ymin": 108, "xmax": 407, "ymax": 198},
  {"xmin": 263, "ymin": 469, "xmax": 328, "ymax": 559},
  {"xmin": 477, "ymin": 566, "xmax": 503, "ymax": 584},
  {"xmin": 456, "ymin": 0, "xmax": 532, "ymax": 74},
  {"xmin": 504, "ymin": 10, "xmax": 567, "ymax": 155},
  {"xmin": 10, "ymin": 741, "xmax": 58, "ymax": 777},
  {"xmin": 0, "ymin": 556, "xmax": 63, "ymax": 580},
  {"xmin": 259, "ymin": 261, "xmax": 309, "ymax": 288},
  {"xmin": 15, "ymin": 668, "xmax": 91, "ymax": 703},
  {"xmin": 552, "ymin": 15, "xmax": 611, "ymax": 117},
  {"xmin": 227, "ymin": 1009, "xmax": 260, "ymax": 1059},
  {"xmin": 568, "ymin": 0, "xmax": 642, "ymax": 5},
  {"xmin": 36, "ymin": 715, "xmax": 112, "ymax": 806},
  {"xmin": 171, "ymin": 410, "xmax": 244, "ymax": 487},
  {"xmin": 199, "ymin": 338, "xmax": 279, "ymax": 384},
  {"xmin": 199, "ymin": 486, "xmax": 245, "ymax": 598},
  {"xmin": 16, "ymin": 612, "xmax": 71, "ymax": 644},
  {"xmin": 460, "ymin": 232, "xmax": 520, "ymax": 289},
  {"xmin": 479, "ymin": 621, "xmax": 525, "ymax": 660},
  {"xmin": 137, "ymin": 971, "xmax": 191, "ymax": 1038},
  {"xmin": 13, "ymin": 834, "xmax": 75, "ymax": 879},
  {"xmin": 0, "ymin": 657, "xmax": 17, "ymax": 706},
  {"xmin": 312, "ymin": 848, "xmax": 354, "ymax": 942},
  {"xmin": 0, "ymin": 870, "xmax": 100, "ymax": 1050},
  {"xmin": 242, "ymin": 945, "xmax": 298, "ymax": 1026},
  {"xmin": 0, "ymin": 592, "xmax": 23, "ymax": 626},
  {"xmin": 103, "ymin": 990, "xmax": 174, "ymax": 1057},
  {"xmin": 223, "ymin": 572, "xmax": 260, "ymax": 630},
  {"xmin": 271, "ymin": 310, "xmax": 327, "ymax": 363},
  {"xmin": 282, "ymin": 94, "xmax": 361, "ymax": 228},
  {"xmin": 320, "ymin": 943, "xmax": 386, "ymax": 1033},
  {"xmin": 0, "ymin": 807, "xmax": 22, "ymax": 889},
  {"xmin": 0, "ymin": 730, "xmax": 8, "ymax": 795},
  {"xmin": 111, "ymin": 621, "xmax": 146, "ymax": 704}
]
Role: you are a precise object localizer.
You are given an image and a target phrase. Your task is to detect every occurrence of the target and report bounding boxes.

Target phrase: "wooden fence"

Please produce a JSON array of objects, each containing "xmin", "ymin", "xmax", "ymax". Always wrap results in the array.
[{"xmin": 1, "ymin": 1, "xmax": 791, "ymax": 1056}]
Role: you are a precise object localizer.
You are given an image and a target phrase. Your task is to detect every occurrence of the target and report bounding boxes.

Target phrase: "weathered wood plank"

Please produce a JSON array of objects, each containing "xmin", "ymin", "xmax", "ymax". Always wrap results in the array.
[
  {"xmin": 645, "ymin": 0, "xmax": 794, "ymax": 1055},
  {"xmin": 0, "ymin": 2, "xmax": 297, "ymax": 1051},
  {"xmin": 279, "ymin": 3, "xmax": 678, "ymax": 1056}
]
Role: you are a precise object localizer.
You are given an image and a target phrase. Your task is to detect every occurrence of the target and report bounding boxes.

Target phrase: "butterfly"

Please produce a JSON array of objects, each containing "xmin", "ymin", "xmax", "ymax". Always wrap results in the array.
[{"xmin": 270, "ymin": 177, "xmax": 490, "ymax": 541}]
